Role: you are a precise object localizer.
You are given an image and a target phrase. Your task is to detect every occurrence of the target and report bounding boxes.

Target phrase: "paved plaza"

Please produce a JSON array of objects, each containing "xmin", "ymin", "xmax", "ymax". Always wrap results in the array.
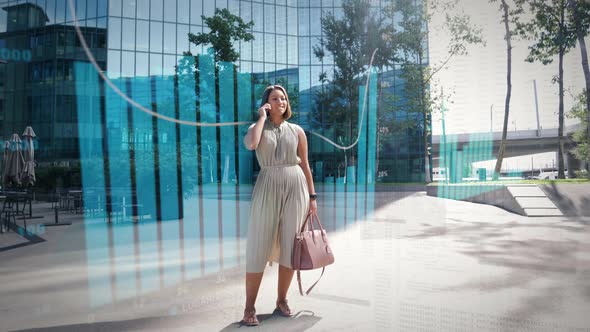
[{"xmin": 1, "ymin": 189, "xmax": 590, "ymax": 331}]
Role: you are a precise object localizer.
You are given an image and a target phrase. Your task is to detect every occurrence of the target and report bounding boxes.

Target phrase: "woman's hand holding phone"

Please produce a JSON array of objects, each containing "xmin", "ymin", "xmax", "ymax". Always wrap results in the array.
[{"xmin": 258, "ymin": 103, "xmax": 271, "ymax": 119}]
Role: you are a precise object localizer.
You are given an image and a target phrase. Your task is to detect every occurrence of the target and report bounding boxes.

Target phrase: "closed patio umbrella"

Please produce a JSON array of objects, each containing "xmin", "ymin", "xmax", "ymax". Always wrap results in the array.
[
  {"xmin": 3, "ymin": 134, "xmax": 25, "ymax": 188},
  {"xmin": 1, "ymin": 141, "xmax": 9, "ymax": 189},
  {"xmin": 21, "ymin": 126, "xmax": 36, "ymax": 187}
]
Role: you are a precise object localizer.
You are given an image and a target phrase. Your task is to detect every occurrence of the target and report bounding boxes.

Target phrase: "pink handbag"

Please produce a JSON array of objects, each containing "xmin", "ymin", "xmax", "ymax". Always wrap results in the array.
[{"xmin": 292, "ymin": 212, "xmax": 335, "ymax": 295}]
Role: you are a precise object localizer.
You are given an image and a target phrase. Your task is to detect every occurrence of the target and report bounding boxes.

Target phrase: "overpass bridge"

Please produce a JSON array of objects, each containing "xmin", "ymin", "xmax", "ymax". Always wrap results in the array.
[{"xmin": 431, "ymin": 124, "xmax": 583, "ymax": 177}]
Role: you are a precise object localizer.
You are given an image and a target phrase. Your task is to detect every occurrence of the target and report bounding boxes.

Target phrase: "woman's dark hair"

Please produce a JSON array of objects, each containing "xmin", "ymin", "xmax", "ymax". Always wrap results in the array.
[{"xmin": 260, "ymin": 85, "xmax": 292, "ymax": 120}]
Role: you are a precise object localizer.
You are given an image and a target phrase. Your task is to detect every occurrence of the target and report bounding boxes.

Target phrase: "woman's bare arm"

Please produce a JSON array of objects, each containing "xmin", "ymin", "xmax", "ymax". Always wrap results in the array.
[
  {"xmin": 296, "ymin": 125, "xmax": 317, "ymax": 214},
  {"xmin": 243, "ymin": 105, "xmax": 269, "ymax": 150}
]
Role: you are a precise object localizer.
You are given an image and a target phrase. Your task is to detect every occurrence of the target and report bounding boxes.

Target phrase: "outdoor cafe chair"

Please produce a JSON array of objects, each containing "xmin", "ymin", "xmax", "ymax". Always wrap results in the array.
[{"xmin": 1, "ymin": 192, "xmax": 29, "ymax": 232}]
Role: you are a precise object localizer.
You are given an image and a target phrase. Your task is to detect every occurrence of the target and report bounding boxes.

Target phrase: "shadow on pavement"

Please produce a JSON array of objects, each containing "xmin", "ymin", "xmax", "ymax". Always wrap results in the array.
[
  {"xmin": 540, "ymin": 183, "xmax": 590, "ymax": 217},
  {"xmin": 10, "ymin": 314, "xmax": 201, "ymax": 332},
  {"xmin": 221, "ymin": 310, "xmax": 321, "ymax": 331}
]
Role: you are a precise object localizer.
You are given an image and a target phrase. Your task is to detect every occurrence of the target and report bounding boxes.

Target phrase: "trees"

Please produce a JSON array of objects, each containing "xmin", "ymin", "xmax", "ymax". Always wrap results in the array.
[
  {"xmin": 490, "ymin": 0, "xmax": 522, "ymax": 180},
  {"xmin": 312, "ymin": 0, "xmax": 394, "ymax": 141},
  {"xmin": 567, "ymin": 91, "xmax": 588, "ymax": 170},
  {"xmin": 390, "ymin": 0, "xmax": 483, "ymax": 182},
  {"xmin": 187, "ymin": 8, "xmax": 254, "ymax": 64},
  {"xmin": 519, "ymin": 0, "xmax": 578, "ymax": 179},
  {"xmin": 567, "ymin": 0, "xmax": 590, "ymax": 178},
  {"xmin": 313, "ymin": 0, "xmax": 482, "ymax": 183}
]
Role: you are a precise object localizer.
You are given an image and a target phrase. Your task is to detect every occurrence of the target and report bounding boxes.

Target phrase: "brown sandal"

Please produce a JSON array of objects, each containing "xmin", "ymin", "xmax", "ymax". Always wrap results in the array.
[
  {"xmin": 240, "ymin": 308, "xmax": 259, "ymax": 326},
  {"xmin": 274, "ymin": 299, "xmax": 292, "ymax": 317}
]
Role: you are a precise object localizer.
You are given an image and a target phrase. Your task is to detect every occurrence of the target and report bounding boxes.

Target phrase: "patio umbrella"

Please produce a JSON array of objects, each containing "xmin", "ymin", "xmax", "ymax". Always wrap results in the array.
[
  {"xmin": 1, "ymin": 141, "xmax": 9, "ymax": 188},
  {"xmin": 2, "ymin": 133, "xmax": 25, "ymax": 188},
  {"xmin": 21, "ymin": 126, "xmax": 36, "ymax": 187}
]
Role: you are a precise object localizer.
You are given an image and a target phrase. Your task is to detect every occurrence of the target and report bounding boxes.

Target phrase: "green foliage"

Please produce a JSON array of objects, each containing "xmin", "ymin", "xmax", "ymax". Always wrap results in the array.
[
  {"xmin": 310, "ymin": 0, "xmax": 395, "ymax": 141},
  {"xmin": 518, "ymin": 0, "xmax": 578, "ymax": 65},
  {"xmin": 188, "ymin": 8, "xmax": 254, "ymax": 63},
  {"xmin": 567, "ymin": 90, "xmax": 589, "ymax": 163}
]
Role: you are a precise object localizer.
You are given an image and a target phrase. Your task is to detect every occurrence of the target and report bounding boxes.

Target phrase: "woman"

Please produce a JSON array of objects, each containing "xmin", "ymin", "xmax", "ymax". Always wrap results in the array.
[{"xmin": 241, "ymin": 85, "xmax": 318, "ymax": 326}]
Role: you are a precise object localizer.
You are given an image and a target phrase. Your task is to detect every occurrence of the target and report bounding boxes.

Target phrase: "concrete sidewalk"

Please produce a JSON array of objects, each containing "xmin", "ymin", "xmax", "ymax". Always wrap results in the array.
[{"xmin": 1, "ymin": 192, "xmax": 590, "ymax": 331}]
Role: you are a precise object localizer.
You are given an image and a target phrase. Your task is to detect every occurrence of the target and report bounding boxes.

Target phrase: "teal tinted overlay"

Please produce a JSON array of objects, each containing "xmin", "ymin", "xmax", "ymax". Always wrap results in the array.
[
  {"xmin": 365, "ymin": 70, "xmax": 378, "ymax": 220},
  {"xmin": 177, "ymin": 56, "xmax": 202, "ymax": 279},
  {"xmin": 130, "ymin": 77, "xmax": 158, "ymax": 223},
  {"xmin": 219, "ymin": 62, "xmax": 238, "ymax": 269},
  {"xmin": 437, "ymin": 132, "xmax": 499, "ymax": 200},
  {"xmin": 105, "ymin": 78, "xmax": 132, "ymax": 219},
  {"xmin": 237, "ymin": 72, "xmax": 253, "ymax": 245},
  {"xmin": 198, "ymin": 53, "xmax": 220, "ymax": 273},
  {"xmin": 130, "ymin": 77, "xmax": 162, "ymax": 291},
  {"xmin": 154, "ymin": 75, "xmax": 181, "ymax": 285},
  {"xmin": 74, "ymin": 62, "xmax": 110, "ymax": 307},
  {"xmin": 154, "ymin": 76, "xmax": 180, "ymax": 221}
]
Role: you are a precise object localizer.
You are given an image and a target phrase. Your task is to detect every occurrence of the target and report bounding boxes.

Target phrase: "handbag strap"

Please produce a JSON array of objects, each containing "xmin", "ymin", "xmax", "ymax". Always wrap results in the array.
[
  {"xmin": 297, "ymin": 266, "xmax": 326, "ymax": 296},
  {"xmin": 298, "ymin": 212, "xmax": 326, "ymax": 234}
]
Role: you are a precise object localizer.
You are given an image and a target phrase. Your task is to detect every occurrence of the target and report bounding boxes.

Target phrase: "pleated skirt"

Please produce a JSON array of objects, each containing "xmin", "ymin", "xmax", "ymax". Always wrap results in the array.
[{"xmin": 245, "ymin": 165, "xmax": 310, "ymax": 273}]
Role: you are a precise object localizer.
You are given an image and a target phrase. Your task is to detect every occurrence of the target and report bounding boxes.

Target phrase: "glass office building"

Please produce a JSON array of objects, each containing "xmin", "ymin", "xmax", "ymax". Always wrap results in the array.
[
  {"xmin": 0, "ymin": 0, "xmax": 429, "ymax": 319},
  {"xmin": 0, "ymin": 0, "xmax": 427, "ymax": 185}
]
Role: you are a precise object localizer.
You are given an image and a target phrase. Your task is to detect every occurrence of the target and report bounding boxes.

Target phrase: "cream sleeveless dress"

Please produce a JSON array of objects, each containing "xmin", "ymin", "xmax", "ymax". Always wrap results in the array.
[{"xmin": 246, "ymin": 119, "xmax": 310, "ymax": 273}]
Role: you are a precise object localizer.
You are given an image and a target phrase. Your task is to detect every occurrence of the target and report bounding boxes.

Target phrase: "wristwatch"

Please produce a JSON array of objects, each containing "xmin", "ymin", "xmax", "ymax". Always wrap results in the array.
[{"xmin": 309, "ymin": 193, "xmax": 318, "ymax": 200}]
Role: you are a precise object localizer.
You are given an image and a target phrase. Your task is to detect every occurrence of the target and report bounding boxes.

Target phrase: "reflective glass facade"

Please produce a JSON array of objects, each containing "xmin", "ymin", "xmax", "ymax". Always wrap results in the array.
[
  {"xmin": 0, "ymin": 0, "xmax": 427, "ymax": 185},
  {"xmin": 0, "ymin": 0, "xmax": 428, "ymax": 327}
]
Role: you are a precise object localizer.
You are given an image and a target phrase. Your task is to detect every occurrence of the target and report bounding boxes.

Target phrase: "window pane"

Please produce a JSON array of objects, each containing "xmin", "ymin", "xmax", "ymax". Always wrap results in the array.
[
  {"xmin": 150, "ymin": 21, "xmax": 163, "ymax": 52},
  {"xmin": 264, "ymin": 4, "xmax": 274, "ymax": 33},
  {"xmin": 136, "ymin": 0, "xmax": 149, "ymax": 19},
  {"xmin": 298, "ymin": 8, "xmax": 309, "ymax": 36},
  {"xmin": 177, "ymin": 24, "xmax": 189, "ymax": 55},
  {"xmin": 276, "ymin": 34, "xmax": 287, "ymax": 64},
  {"xmin": 136, "ymin": 52, "xmax": 149, "ymax": 77},
  {"xmin": 287, "ymin": 6, "xmax": 297, "ymax": 35},
  {"xmin": 150, "ymin": 53, "xmax": 163, "ymax": 76},
  {"xmin": 228, "ymin": 0, "xmax": 240, "ymax": 15},
  {"xmin": 190, "ymin": 1, "xmax": 202, "ymax": 25},
  {"xmin": 240, "ymin": 38, "xmax": 253, "ymax": 61},
  {"xmin": 97, "ymin": 17, "xmax": 107, "ymax": 28},
  {"xmin": 150, "ymin": 0, "xmax": 163, "ymax": 21},
  {"xmin": 189, "ymin": 25, "xmax": 202, "ymax": 54},
  {"xmin": 76, "ymin": 0, "xmax": 87, "ymax": 20},
  {"xmin": 109, "ymin": 0, "xmax": 121, "ymax": 17},
  {"xmin": 56, "ymin": 0, "xmax": 66, "ymax": 23},
  {"xmin": 252, "ymin": 2, "xmax": 262, "ymax": 32},
  {"xmin": 97, "ymin": 0, "xmax": 107, "ymax": 16},
  {"xmin": 178, "ymin": 0, "xmax": 189, "ymax": 23},
  {"xmin": 203, "ymin": 0, "xmax": 214, "ymax": 18},
  {"xmin": 122, "ymin": 0, "xmax": 136, "ymax": 18},
  {"xmin": 276, "ymin": 6, "xmax": 286, "ymax": 34},
  {"xmin": 240, "ymin": 1, "xmax": 251, "ymax": 25},
  {"xmin": 311, "ymin": 65, "xmax": 322, "ymax": 88},
  {"xmin": 107, "ymin": 50, "xmax": 121, "ymax": 78},
  {"xmin": 288, "ymin": 36, "xmax": 298, "ymax": 64},
  {"xmin": 264, "ymin": 33, "xmax": 275, "ymax": 63},
  {"xmin": 252, "ymin": 32, "xmax": 263, "ymax": 62},
  {"xmin": 164, "ymin": 0, "xmax": 176, "ymax": 22},
  {"xmin": 299, "ymin": 36, "xmax": 309, "ymax": 64},
  {"xmin": 122, "ymin": 19, "xmax": 136, "ymax": 50},
  {"xmin": 122, "ymin": 51, "xmax": 135, "ymax": 77},
  {"xmin": 87, "ymin": 0, "xmax": 97, "ymax": 18},
  {"xmin": 136, "ymin": 20, "xmax": 150, "ymax": 51},
  {"xmin": 310, "ymin": 8, "xmax": 321, "ymax": 36},
  {"xmin": 163, "ymin": 54, "xmax": 176, "ymax": 76},
  {"xmin": 216, "ymin": 0, "xmax": 227, "ymax": 9},
  {"xmin": 164, "ymin": 23, "xmax": 176, "ymax": 53},
  {"xmin": 108, "ymin": 17, "xmax": 121, "ymax": 49},
  {"xmin": 311, "ymin": 37, "xmax": 321, "ymax": 64}
]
